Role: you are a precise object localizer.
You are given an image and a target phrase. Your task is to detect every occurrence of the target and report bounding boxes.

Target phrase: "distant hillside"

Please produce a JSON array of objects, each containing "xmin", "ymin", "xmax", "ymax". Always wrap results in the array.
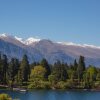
[{"xmin": 0, "ymin": 34, "xmax": 100, "ymax": 67}]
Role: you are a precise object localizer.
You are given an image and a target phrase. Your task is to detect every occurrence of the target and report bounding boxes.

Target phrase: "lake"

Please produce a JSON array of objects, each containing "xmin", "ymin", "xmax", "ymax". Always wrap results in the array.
[{"xmin": 0, "ymin": 90, "xmax": 100, "ymax": 100}]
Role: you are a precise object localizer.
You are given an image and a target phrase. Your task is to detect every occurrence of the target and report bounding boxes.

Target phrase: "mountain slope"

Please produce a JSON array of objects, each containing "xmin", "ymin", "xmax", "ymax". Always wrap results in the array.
[{"xmin": 0, "ymin": 34, "xmax": 100, "ymax": 66}]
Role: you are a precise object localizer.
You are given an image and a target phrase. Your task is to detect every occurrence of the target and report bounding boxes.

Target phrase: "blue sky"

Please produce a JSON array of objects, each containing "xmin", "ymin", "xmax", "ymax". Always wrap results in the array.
[{"xmin": 0, "ymin": 0, "xmax": 100, "ymax": 45}]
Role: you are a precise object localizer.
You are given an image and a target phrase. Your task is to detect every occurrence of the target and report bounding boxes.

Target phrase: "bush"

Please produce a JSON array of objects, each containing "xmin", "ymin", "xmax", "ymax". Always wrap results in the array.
[
  {"xmin": 0, "ymin": 93, "xmax": 12, "ymax": 100},
  {"xmin": 28, "ymin": 81, "xmax": 51, "ymax": 89},
  {"xmin": 56, "ymin": 81, "xmax": 67, "ymax": 89}
]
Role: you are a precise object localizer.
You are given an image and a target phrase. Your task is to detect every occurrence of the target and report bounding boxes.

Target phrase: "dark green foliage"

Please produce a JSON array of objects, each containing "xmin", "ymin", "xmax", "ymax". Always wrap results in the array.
[
  {"xmin": 8, "ymin": 58, "xmax": 15, "ymax": 81},
  {"xmin": 96, "ymin": 71, "xmax": 100, "ymax": 81},
  {"xmin": 0, "ymin": 52, "xmax": 100, "ymax": 90},
  {"xmin": 8, "ymin": 58, "xmax": 20, "ymax": 82},
  {"xmin": 51, "ymin": 61, "xmax": 68, "ymax": 82},
  {"xmin": 30, "ymin": 62, "xmax": 38, "ymax": 69},
  {"xmin": 74, "ymin": 59, "xmax": 78, "ymax": 70},
  {"xmin": 40, "ymin": 58, "xmax": 51, "ymax": 78},
  {"xmin": 0, "ymin": 54, "xmax": 8, "ymax": 84},
  {"xmin": 77, "ymin": 56, "xmax": 86, "ymax": 80},
  {"xmin": 20, "ymin": 55, "xmax": 30, "ymax": 82}
]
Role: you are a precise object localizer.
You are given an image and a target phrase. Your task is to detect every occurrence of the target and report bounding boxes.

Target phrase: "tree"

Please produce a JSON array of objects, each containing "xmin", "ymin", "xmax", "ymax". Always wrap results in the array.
[
  {"xmin": 40, "ymin": 59, "xmax": 51, "ymax": 78},
  {"xmin": 8, "ymin": 58, "xmax": 15, "ymax": 82},
  {"xmin": 30, "ymin": 65, "xmax": 46, "ymax": 80},
  {"xmin": 29, "ymin": 65, "xmax": 47, "ymax": 89},
  {"xmin": 83, "ymin": 71, "xmax": 91, "ymax": 88},
  {"xmin": 30, "ymin": 61, "xmax": 37, "ymax": 69},
  {"xmin": 20, "ymin": 55, "xmax": 30, "ymax": 82},
  {"xmin": 77, "ymin": 56, "xmax": 85, "ymax": 80},
  {"xmin": 96, "ymin": 71, "xmax": 100, "ymax": 81},
  {"xmin": 87, "ymin": 65, "xmax": 97, "ymax": 82},
  {"xmin": 0, "ymin": 53, "xmax": 2, "ymax": 83},
  {"xmin": 51, "ymin": 61, "xmax": 68, "ymax": 82},
  {"xmin": 13, "ymin": 58, "xmax": 20, "ymax": 82},
  {"xmin": 1, "ymin": 54, "xmax": 8, "ymax": 84},
  {"xmin": 67, "ymin": 69, "xmax": 77, "ymax": 81},
  {"xmin": 8, "ymin": 58, "xmax": 20, "ymax": 84},
  {"xmin": 74, "ymin": 59, "xmax": 78, "ymax": 70}
]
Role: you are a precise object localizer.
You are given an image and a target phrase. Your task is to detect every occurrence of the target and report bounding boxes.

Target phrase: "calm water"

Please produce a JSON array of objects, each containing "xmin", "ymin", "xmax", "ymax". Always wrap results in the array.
[{"xmin": 0, "ymin": 90, "xmax": 100, "ymax": 100}]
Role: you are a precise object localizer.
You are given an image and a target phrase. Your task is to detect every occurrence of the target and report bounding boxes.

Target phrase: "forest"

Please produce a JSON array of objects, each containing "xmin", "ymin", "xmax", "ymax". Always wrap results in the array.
[{"xmin": 0, "ymin": 53, "xmax": 100, "ymax": 90}]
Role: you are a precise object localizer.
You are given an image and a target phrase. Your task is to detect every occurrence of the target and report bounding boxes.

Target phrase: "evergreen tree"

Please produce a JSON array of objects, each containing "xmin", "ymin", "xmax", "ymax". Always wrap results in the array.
[
  {"xmin": 74, "ymin": 59, "xmax": 78, "ymax": 70},
  {"xmin": 20, "ymin": 55, "xmax": 30, "ymax": 82},
  {"xmin": 30, "ymin": 62, "xmax": 37, "ymax": 69},
  {"xmin": 8, "ymin": 58, "xmax": 20, "ymax": 83},
  {"xmin": 51, "ymin": 61, "xmax": 68, "ymax": 82},
  {"xmin": 69, "ymin": 63, "xmax": 74, "ymax": 70},
  {"xmin": 8, "ymin": 58, "xmax": 15, "ymax": 82},
  {"xmin": 2, "ymin": 54, "xmax": 8, "ymax": 84},
  {"xmin": 77, "ymin": 56, "xmax": 85, "ymax": 80},
  {"xmin": 0, "ymin": 52, "xmax": 2, "ymax": 83},
  {"xmin": 40, "ymin": 58, "xmax": 51, "ymax": 78},
  {"xmin": 64, "ymin": 62, "xmax": 69, "ymax": 69}
]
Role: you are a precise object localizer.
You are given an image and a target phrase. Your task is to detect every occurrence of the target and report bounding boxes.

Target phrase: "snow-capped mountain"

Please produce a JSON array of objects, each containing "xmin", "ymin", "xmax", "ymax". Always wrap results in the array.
[
  {"xmin": 0, "ymin": 33, "xmax": 40, "ymax": 46},
  {"xmin": 0, "ymin": 33, "xmax": 25, "ymax": 47},
  {"xmin": 0, "ymin": 33, "xmax": 100, "ymax": 67},
  {"xmin": 14, "ymin": 36, "xmax": 24, "ymax": 44},
  {"xmin": 15, "ymin": 36, "xmax": 40, "ymax": 45},
  {"xmin": 24, "ymin": 37, "xmax": 40, "ymax": 45},
  {"xmin": 1, "ymin": 33, "xmax": 100, "ymax": 49},
  {"xmin": 0, "ymin": 33, "xmax": 8, "ymax": 37}
]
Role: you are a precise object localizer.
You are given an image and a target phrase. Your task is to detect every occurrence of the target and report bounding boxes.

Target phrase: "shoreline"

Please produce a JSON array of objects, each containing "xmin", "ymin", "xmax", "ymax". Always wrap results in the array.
[
  {"xmin": 0, "ymin": 84, "xmax": 100, "ymax": 92},
  {"xmin": 0, "ymin": 87, "xmax": 100, "ymax": 92}
]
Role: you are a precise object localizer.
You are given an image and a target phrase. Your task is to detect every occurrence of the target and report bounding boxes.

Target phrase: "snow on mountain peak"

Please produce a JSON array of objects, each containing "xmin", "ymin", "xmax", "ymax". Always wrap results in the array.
[
  {"xmin": 25, "ymin": 37, "xmax": 41, "ymax": 45},
  {"xmin": 57, "ymin": 42, "xmax": 82, "ymax": 46},
  {"xmin": 0, "ymin": 33, "xmax": 100, "ymax": 49},
  {"xmin": 15, "ymin": 36, "xmax": 40, "ymax": 45},
  {"xmin": 58, "ymin": 42, "xmax": 100, "ymax": 49},
  {"xmin": 14, "ymin": 36, "xmax": 24, "ymax": 43},
  {"xmin": 0, "ymin": 34, "xmax": 41, "ymax": 45},
  {"xmin": 0, "ymin": 33, "xmax": 8, "ymax": 37}
]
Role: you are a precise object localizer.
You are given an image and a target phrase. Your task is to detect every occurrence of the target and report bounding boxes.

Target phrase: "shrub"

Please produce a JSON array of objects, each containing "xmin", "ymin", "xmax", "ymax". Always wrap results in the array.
[{"xmin": 0, "ymin": 93, "xmax": 12, "ymax": 100}]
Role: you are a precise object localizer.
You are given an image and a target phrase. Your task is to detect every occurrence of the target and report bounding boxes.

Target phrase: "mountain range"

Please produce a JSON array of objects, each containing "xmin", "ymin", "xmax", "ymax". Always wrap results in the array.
[{"xmin": 0, "ymin": 33, "xmax": 100, "ymax": 67}]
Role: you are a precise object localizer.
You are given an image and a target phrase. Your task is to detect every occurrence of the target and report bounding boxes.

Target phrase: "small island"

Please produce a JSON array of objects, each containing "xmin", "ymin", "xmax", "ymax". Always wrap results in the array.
[{"xmin": 0, "ymin": 53, "xmax": 100, "ymax": 91}]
